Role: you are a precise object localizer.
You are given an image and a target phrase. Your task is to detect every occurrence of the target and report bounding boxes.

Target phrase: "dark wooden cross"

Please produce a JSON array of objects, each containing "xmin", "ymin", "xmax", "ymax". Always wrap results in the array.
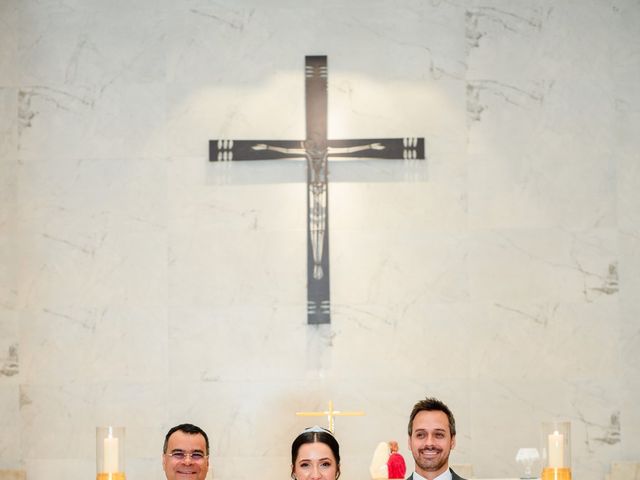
[{"xmin": 209, "ymin": 56, "xmax": 425, "ymax": 324}]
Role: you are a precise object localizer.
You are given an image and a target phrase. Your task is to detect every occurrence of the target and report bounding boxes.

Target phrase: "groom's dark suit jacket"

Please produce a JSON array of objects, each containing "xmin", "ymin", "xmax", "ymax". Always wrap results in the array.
[{"xmin": 407, "ymin": 469, "xmax": 466, "ymax": 480}]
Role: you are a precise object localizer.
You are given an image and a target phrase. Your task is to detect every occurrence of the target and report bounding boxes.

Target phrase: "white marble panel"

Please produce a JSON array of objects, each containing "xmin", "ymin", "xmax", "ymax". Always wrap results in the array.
[
  {"xmin": 468, "ymin": 110, "xmax": 617, "ymax": 229},
  {"xmin": 15, "ymin": 156, "xmax": 167, "ymax": 310},
  {"xmin": 16, "ymin": 156, "xmax": 166, "ymax": 234},
  {"xmin": 328, "ymin": 302, "xmax": 472, "ymax": 381},
  {"xmin": 165, "ymin": 2, "xmax": 465, "ymax": 85},
  {"xmin": 0, "ymin": 1, "xmax": 18, "ymax": 87},
  {"xmin": 19, "ymin": 307, "xmax": 167, "ymax": 384},
  {"xmin": 16, "ymin": 0, "xmax": 167, "ymax": 86},
  {"xmin": 0, "ymin": 186, "xmax": 18, "ymax": 311},
  {"xmin": 17, "ymin": 82, "xmax": 167, "ymax": 161},
  {"xmin": 167, "ymin": 305, "xmax": 309, "ymax": 382},
  {"xmin": 619, "ymin": 374, "xmax": 640, "ymax": 461},
  {"xmin": 19, "ymin": 384, "xmax": 97, "ymax": 459},
  {"xmin": 332, "ymin": 227, "xmax": 469, "ymax": 305},
  {"xmin": 617, "ymin": 93, "xmax": 640, "ymax": 236},
  {"xmin": 613, "ymin": 0, "xmax": 640, "ymax": 237},
  {"xmin": 0, "ymin": 308, "xmax": 19, "ymax": 383},
  {"xmin": 169, "ymin": 157, "xmax": 306, "ymax": 230},
  {"xmin": 0, "ymin": 385, "xmax": 21, "ymax": 469},
  {"xmin": 330, "ymin": 181, "xmax": 469, "ymax": 308},
  {"xmin": 613, "ymin": 0, "xmax": 640, "ymax": 226},
  {"xmin": 330, "ymin": 179, "xmax": 466, "ymax": 231},
  {"xmin": 169, "ymin": 223, "xmax": 306, "ymax": 305},
  {"xmin": 0, "ymin": 158, "xmax": 16, "ymax": 230},
  {"xmin": 0, "ymin": 89, "xmax": 17, "ymax": 160},
  {"xmin": 611, "ymin": 463, "xmax": 640, "ymax": 480},
  {"xmin": 20, "ymin": 382, "xmax": 168, "ymax": 460},
  {"xmin": 468, "ymin": 228, "xmax": 618, "ymax": 304},
  {"xmin": 614, "ymin": 6, "xmax": 640, "ymax": 464},
  {"xmin": 165, "ymin": 75, "xmax": 306, "ymax": 159},
  {"xmin": 619, "ymin": 233, "xmax": 640, "ymax": 459},
  {"xmin": 14, "ymin": 228, "xmax": 167, "ymax": 310},
  {"xmin": 207, "ymin": 159, "xmax": 309, "ymax": 185},
  {"xmin": 467, "ymin": 146, "xmax": 616, "ymax": 231},
  {"xmin": 466, "ymin": 1, "xmax": 616, "ymax": 95},
  {"xmin": 618, "ymin": 148, "xmax": 640, "ymax": 236},
  {"xmin": 0, "ymin": 234, "xmax": 18, "ymax": 311},
  {"xmin": 0, "ymin": 89, "xmax": 19, "ymax": 311},
  {"xmin": 0, "ymin": 88, "xmax": 17, "ymax": 243},
  {"xmin": 466, "ymin": 2, "xmax": 619, "ymax": 230},
  {"xmin": 168, "ymin": 159, "xmax": 307, "ymax": 306},
  {"xmin": 24, "ymin": 460, "xmax": 93, "ymax": 480},
  {"xmin": 470, "ymin": 300, "xmax": 620, "ymax": 381},
  {"xmin": 620, "ymin": 233, "xmax": 640, "ymax": 369},
  {"xmin": 327, "ymin": 70, "xmax": 464, "ymax": 148}
]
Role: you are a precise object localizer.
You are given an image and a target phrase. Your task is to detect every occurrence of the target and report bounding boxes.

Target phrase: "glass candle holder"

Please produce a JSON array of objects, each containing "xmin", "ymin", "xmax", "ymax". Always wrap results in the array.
[
  {"xmin": 515, "ymin": 447, "xmax": 540, "ymax": 479},
  {"xmin": 96, "ymin": 426, "xmax": 126, "ymax": 480},
  {"xmin": 540, "ymin": 421, "xmax": 571, "ymax": 480}
]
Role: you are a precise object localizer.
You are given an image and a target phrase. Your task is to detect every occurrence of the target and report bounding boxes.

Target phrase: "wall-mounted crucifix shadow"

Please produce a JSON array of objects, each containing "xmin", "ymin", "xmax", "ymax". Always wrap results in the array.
[{"xmin": 210, "ymin": 56, "xmax": 425, "ymax": 325}]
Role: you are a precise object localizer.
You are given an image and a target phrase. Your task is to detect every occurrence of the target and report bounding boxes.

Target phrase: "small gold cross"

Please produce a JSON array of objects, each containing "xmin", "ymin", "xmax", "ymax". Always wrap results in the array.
[{"xmin": 296, "ymin": 400, "xmax": 365, "ymax": 432}]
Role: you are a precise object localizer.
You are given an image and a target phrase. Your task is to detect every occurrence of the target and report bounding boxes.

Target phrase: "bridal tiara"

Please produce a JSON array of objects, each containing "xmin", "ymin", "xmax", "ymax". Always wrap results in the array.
[{"xmin": 303, "ymin": 425, "xmax": 334, "ymax": 435}]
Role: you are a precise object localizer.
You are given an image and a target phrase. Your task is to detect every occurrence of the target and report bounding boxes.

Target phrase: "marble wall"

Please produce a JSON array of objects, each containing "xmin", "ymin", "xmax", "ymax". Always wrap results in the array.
[{"xmin": 0, "ymin": 1, "xmax": 638, "ymax": 479}]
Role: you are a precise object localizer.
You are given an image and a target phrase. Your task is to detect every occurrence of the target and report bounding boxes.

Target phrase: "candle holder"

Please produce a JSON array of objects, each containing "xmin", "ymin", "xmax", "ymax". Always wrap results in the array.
[
  {"xmin": 540, "ymin": 421, "xmax": 571, "ymax": 480},
  {"xmin": 96, "ymin": 426, "xmax": 126, "ymax": 480},
  {"xmin": 515, "ymin": 447, "xmax": 540, "ymax": 479}
]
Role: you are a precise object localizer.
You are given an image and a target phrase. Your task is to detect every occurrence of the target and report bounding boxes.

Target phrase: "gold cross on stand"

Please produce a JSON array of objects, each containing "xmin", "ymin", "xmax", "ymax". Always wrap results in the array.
[{"xmin": 296, "ymin": 400, "xmax": 365, "ymax": 432}]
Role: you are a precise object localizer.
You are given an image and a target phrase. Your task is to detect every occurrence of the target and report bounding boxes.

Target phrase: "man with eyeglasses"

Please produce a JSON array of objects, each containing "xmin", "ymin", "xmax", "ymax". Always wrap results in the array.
[{"xmin": 163, "ymin": 423, "xmax": 210, "ymax": 480}]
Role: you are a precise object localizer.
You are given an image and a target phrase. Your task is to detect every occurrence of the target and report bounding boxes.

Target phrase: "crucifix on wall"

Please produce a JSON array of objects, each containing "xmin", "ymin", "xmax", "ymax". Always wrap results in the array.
[{"xmin": 210, "ymin": 56, "xmax": 425, "ymax": 325}]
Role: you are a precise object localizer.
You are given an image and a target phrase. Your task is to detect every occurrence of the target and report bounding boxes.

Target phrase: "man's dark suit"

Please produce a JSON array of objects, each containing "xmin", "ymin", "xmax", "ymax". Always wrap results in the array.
[{"xmin": 406, "ymin": 469, "xmax": 466, "ymax": 480}]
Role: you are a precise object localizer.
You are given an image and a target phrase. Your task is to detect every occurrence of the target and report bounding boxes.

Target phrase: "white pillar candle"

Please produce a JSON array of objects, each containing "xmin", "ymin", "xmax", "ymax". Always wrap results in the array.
[
  {"xmin": 104, "ymin": 429, "xmax": 119, "ymax": 473},
  {"xmin": 548, "ymin": 430, "xmax": 564, "ymax": 468}
]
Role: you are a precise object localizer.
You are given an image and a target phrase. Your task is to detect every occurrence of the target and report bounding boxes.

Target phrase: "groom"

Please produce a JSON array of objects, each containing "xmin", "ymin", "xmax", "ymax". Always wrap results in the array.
[{"xmin": 406, "ymin": 397, "xmax": 466, "ymax": 480}]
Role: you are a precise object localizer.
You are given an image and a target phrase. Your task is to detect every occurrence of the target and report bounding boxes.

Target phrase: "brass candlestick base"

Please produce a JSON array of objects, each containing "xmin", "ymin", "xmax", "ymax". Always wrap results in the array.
[
  {"xmin": 96, "ymin": 473, "xmax": 126, "ymax": 480},
  {"xmin": 541, "ymin": 467, "xmax": 571, "ymax": 480}
]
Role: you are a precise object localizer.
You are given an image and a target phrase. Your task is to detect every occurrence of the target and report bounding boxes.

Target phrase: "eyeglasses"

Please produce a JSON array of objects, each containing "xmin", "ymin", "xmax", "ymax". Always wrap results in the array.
[{"xmin": 166, "ymin": 451, "xmax": 208, "ymax": 462}]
